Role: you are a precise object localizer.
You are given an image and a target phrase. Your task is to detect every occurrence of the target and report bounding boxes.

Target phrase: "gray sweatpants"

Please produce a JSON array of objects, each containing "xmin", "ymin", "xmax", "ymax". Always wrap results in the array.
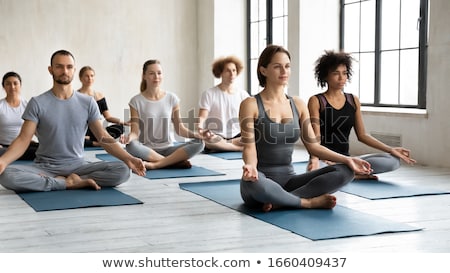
[
  {"xmin": 240, "ymin": 164, "xmax": 354, "ymax": 209},
  {"xmin": 359, "ymin": 153, "xmax": 400, "ymax": 174},
  {"xmin": 125, "ymin": 139, "xmax": 204, "ymax": 160},
  {"xmin": 0, "ymin": 161, "xmax": 131, "ymax": 192}
]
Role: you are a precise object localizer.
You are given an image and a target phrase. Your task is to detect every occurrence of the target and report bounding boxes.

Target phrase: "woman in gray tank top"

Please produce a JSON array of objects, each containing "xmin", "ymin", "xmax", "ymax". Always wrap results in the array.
[{"xmin": 239, "ymin": 45, "xmax": 372, "ymax": 211}]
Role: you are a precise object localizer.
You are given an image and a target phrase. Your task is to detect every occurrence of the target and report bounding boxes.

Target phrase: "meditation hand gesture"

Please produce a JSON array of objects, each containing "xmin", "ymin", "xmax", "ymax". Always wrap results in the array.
[
  {"xmin": 127, "ymin": 157, "xmax": 146, "ymax": 177},
  {"xmin": 347, "ymin": 157, "xmax": 372, "ymax": 176},
  {"xmin": 390, "ymin": 147, "xmax": 416, "ymax": 165}
]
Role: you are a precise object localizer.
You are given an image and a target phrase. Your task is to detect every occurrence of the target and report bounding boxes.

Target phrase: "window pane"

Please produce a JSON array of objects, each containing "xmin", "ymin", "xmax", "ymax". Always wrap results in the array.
[
  {"xmin": 360, "ymin": 0, "xmax": 375, "ymax": 52},
  {"xmin": 400, "ymin": 0, "xmax": 420, "ymax": 48},
  {"xmin": 250, "ymin": 0, "xmax": 259, "ymax": 22},
  {"xmin": 345, "ymin": 53, "xmax": 360, "ymax": 98},
  {"xmin": 250, "ymin": 59, "xmax": 261, "ymax": 95},
  {"xmin": 258, "ymin": 0, "xmax": 266, "ymax": 21},
  {"xmin": 399, "ymin": 48, "xmax": 418, "ymax": 105},
  {"xmin": 272, "ymin": 0, "xmax": 287, "ymax": 17},
  {"xmin": 259, "ymin": 21, "xmax": 267, "ymax": 53},
  {"xmin": 344, "ymin": 3, "xmax": 361, "ymax": 52},
  {"xmin": 381, "ymin": 0, "xmax": 400, "ymax": 50},
  {"xmin": 380, "ymin": 51, "xmax": 400, "ymax": 104},
  {"xmin": 250, "ymin": 23, "xmax": 259, "ymax": 59},
  {"xmin": 340, "ymin": 0, "xmax": 426, "ymax": 108},
  {"xmin": 359, "ymin": 52, "xmax": 375, "ymax": 104},
  {"xmin": 272, "ymin": 17, "xmax": 287, "ymax": 47}
]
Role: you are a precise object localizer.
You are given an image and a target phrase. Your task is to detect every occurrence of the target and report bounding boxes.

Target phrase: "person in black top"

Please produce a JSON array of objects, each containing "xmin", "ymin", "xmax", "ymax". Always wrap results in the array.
[
  {"xmin": 78, "ymin": 66, "xmax": 130, "ymax": 147},
  {"xmin": 307, "ymin": 50, "xmax": 416, "ymax": 179}
]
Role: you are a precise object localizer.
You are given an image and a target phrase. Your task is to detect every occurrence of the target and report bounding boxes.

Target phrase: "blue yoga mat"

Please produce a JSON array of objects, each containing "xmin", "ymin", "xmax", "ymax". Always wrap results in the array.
[
  {"xmin": 293, "ymin": 161, "xmax": 308, "ymax": 173},
  {"xmin": 11, "ymin": 160, "xmax": 34, "ymax": 165},
  {"xmin": 96, "ymin": 153, "xmax": 225, "ymax": 179},
  {"xmin": 179, "ymin": 179, "xmax": 421, "ymax": 240},
  {"xmin": 84, "ymin": 146, "xmax": 105, "ymax": 151},
  {"xmin": 206, "ymin": 151, "xmax": 242, "ymax": 160},
  {"xmin": 17, "ymin": 187, "xmax": 143, "ymax": 212},
  {"xmin": 340, "ymin": 179, "xmax": 450, "ymax": 200}
]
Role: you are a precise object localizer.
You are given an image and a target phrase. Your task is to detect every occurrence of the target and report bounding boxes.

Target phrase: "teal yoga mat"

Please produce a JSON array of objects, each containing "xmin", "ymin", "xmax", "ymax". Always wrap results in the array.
[
  {"xmin": 206, "ymin": 151, "xmax": 242, "ymax": 160},
  {"xmin": 17, "ymin": 187, "xmax": 143, "ymax": 212},
  {"xmin": 179, "ymin": 179, "xmax": 421, "ymax": 240},
  {"xmin": 293, "ymin": 161, "xmax": 308, "ymax": 173},
  {"xmin": 292, "ymin": 162, "xmax": 449, "ymax": 199},
  {"xmin": 95, "ymin": 153, "xmax": 225, "ymax": 179},
  {"xmin": 84, "ymin": 146, "xmax": 105, "ymax": 151},
  {"xmin": 11, "ymin": 160, "xmax": 34, "ymax": 165},
  {"xmin": 340, "ymin": 179, "xmax": 450, "ymax": 200}
]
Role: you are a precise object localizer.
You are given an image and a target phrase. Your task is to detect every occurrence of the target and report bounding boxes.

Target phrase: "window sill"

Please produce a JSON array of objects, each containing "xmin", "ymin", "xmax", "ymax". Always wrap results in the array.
[{"xmin": 361, "ymin": 106, "xmax": 428, "ymax": 118}]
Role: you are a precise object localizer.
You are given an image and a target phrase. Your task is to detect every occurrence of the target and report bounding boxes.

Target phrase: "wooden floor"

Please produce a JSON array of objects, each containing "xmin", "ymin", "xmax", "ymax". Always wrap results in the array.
[{"xmin": 1, "ymin": 147, "xmax": 450, "ymax": 253}]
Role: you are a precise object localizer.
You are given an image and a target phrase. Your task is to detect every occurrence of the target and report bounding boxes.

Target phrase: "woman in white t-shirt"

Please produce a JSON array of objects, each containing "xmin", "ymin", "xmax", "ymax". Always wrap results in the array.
[
  {"xmin": 197, "ymin": 56, "xmax": 249, "ymax": 152},
  {"xmin": 121, "ymin": 60, "xmax": 210, "ymax": 169},
  {"xmin": 0, "ymin": 72, "xmax": 38, "ymax": 160}
]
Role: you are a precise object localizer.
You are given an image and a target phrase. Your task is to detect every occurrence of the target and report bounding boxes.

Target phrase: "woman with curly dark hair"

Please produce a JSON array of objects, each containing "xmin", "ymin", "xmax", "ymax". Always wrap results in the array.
[{"xmin": 307, "ymin": 50, "xmax": 416, "ymax": 179}]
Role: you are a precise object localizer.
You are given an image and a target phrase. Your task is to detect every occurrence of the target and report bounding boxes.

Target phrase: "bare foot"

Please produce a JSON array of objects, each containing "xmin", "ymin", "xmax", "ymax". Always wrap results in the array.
[
  {"xmin": 262, "ymin": 203, "xmax": 273, "ymax": 212},
  {"xmin": 164, "ymin": 160, "xmax": 192, "ymax": 169},
  {"xmin": 262, "ymin": 203, "xmax": 282, "ymax": 212},
  {"xmin": 64, "ymin": 173, "xmax": 101, "ymax": 190},
  {"xmin": 143, "ymin": 161, "xmax": 155, "ymax": 170},
  {"xmin": 354, "ymin": 174, "xmax": 378, "ymax": 180},
  {"xmin": 302, "ymin": 194, "xmax": 337, "ymax": 209},
  {"xmin": 145, "ymin": 160, "xmax": 192, "ymax": 170}
]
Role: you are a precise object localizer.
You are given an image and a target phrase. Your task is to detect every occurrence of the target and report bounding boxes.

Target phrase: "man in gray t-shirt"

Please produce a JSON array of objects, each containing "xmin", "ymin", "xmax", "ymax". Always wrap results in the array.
[{"xmin": 0, "ymin": 50, "xmax": 146, "ymax": 192}]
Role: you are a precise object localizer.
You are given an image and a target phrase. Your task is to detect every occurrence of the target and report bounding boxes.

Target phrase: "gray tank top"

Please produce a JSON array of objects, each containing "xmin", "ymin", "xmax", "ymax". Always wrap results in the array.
[{"xmin": 254, "ymin": 94, "xmax": 300, "ymax": 175}]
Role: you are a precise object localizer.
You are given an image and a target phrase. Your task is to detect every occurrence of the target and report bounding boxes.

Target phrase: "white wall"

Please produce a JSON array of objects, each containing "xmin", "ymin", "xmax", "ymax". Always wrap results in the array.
[
  {"xmin": 296, "ymin": 0, "xmax": 340, "ymax": 102},
  {"xmin": 0, "ymin": 0, "xmax": 199, "ymax": 121},
  {"xmin": 197, "ymin": 0, "xmax": 247, "ymax": 112},
  {"xmin": 0, "ymin": 0, "xmax": 246, "ymax": 127}
]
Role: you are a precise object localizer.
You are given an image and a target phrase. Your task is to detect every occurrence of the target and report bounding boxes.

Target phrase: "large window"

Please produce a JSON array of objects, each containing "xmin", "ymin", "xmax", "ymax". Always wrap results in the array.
[
  {"xmin": 342, "ymin": 0, "xmax": 428, "ymax": 109},
  {"xmin": 248, "ymin": 0, "xmax": 288, "ymax": 95}
]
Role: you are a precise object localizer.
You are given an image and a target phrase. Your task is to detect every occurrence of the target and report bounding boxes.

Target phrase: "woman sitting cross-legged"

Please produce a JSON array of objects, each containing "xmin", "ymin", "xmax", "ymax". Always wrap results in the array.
[{"xmin": 121, "ymin": 60, "xmax": 211, "ymax": 169}]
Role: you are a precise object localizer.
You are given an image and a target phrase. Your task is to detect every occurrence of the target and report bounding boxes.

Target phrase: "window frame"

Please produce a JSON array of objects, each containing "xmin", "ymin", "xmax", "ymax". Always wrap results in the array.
[
  {"xmin": 247, "ymin": 0, "xmax": 288, "ymax": 95},
  {"xmin": 340, "ymin": 0, "xmax": 428, "ymax": 109}
]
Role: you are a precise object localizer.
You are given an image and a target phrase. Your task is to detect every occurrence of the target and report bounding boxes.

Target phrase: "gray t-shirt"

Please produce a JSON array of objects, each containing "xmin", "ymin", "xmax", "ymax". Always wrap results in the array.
[{"xmin": 22, "ymin": 90, "xmax": 101, "ymax": 166}]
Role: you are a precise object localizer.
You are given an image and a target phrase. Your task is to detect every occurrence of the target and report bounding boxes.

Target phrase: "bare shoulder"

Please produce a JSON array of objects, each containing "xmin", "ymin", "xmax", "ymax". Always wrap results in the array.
[
  {"xmin": 350, "ymin": 93, "xmax": 361, "ymax": 103},
  {"xmin": 348, "ymin": 92, "xmax": 361, "ymax": 110},
  {"xmin": 239, "ymin": 96, "xmax": 258, "ymax": 116},
  {"xmin": 307, "ymin": 94, "xmax": 320, "ymax": 112},
  {"xmin": 241, "ymin": 96, "xmax": 257, "ymax": 107},
  {"xmin": 94, "ymin": 91, "xmax": 105, "ymax": 100},
  {"xmin": 307, "ymin": 94, "xmax": 319, "ymax": 105}
]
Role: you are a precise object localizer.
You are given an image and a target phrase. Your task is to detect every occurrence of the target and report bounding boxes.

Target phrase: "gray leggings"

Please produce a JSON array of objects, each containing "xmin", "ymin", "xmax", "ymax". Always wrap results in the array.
[
  {"xmin": 126, "ymin": 139, "xmax": 204, "ymax": 160},
  {"xmin": 317, "ymin": 153, "xmax": 400, "ymax": 174},
  {"xmin": 0, "ymin": 161, "xmax": 131, "ymax": 192},
  {"xmin": 359, "ymin": 153, "xmax": 400, "ymax": 174},
  {"xmin": 240, "ymin": 164, "xmax": 354, "ymax": 209}
]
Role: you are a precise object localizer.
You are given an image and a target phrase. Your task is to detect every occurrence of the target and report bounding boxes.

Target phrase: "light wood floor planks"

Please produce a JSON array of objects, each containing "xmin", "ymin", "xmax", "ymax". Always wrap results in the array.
[{"xmin": 1, "ymin": 147, "xmax": 450, "ymax": 253}]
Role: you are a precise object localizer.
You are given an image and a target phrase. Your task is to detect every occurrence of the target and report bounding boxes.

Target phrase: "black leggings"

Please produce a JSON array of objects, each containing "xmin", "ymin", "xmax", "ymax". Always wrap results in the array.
[
  {"xmin": 85, "ymin": 124, "xmax": 124, "ymax": 147},
  {"xmin": 0, "ymin": 142, "xmax": 38, "ymax": 161}
]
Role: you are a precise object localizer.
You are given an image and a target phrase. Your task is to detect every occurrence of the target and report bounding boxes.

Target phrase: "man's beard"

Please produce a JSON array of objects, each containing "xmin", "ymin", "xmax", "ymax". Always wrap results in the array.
[{"xmin": 54, "ymin": 75, "xmax": 72, "ymax": 85}]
